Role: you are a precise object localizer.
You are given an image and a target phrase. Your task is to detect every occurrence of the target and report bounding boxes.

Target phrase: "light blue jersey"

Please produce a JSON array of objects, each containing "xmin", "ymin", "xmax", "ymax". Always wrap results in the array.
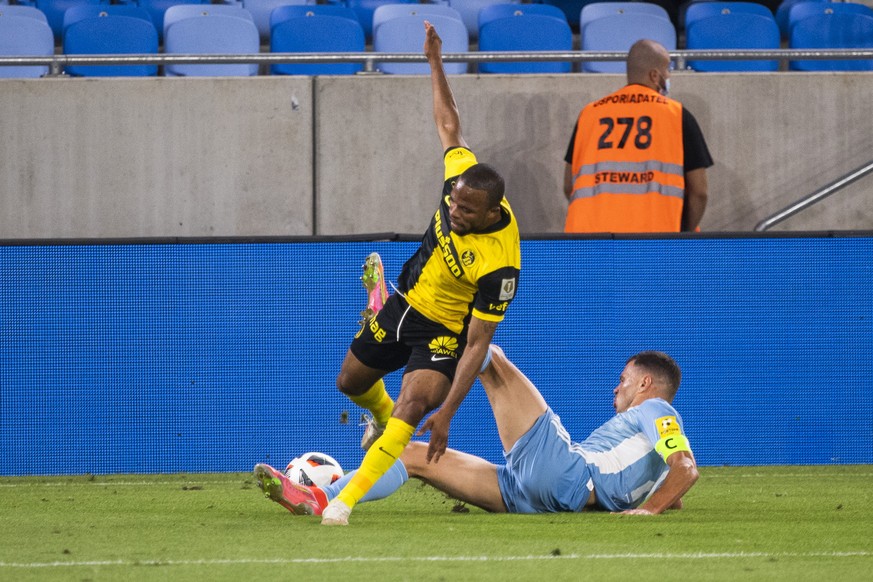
[
  {"xmin": 579, "ymin": 398, "xmax": 687, "ymax": 511},
  {"xmin": 496, "ymin": 398, "xmax": 690, "ymax": 513}
]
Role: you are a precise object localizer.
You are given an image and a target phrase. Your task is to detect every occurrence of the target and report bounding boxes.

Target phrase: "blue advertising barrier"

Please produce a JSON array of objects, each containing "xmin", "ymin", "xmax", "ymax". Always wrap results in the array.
[{"xmin": 1, "ymin": 236, "xmax": 871, "ymax": 476}]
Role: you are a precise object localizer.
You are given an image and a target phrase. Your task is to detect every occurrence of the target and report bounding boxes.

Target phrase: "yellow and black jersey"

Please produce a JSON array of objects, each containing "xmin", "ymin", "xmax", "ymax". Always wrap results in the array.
[{"xmin": 397, "ymin": 147, "xmax": 521, "ymax": 335}]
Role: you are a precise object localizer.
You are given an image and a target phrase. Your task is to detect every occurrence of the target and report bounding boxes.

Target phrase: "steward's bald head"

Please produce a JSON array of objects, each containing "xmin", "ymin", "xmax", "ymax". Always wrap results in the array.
[{"xmin": 626, "ymin": 39, "xmax": 670, "ymax": 88}]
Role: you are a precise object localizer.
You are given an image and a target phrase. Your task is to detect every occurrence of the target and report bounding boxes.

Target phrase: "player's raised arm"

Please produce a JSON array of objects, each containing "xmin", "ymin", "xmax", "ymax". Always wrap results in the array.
[
  {"xmin": 424, "ymin": 21, "xmax": 467, "ymax": 151},
  {"xmin": 418, "ymin": 317, "xmax": 498, "ymax": 463}
]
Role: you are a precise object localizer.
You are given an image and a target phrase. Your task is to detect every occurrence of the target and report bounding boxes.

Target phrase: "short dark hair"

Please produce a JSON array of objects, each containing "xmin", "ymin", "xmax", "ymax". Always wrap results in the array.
[
  {"xmin": 459, "ymin": 163, "xmax": 505, "ymax": 208},
  {"xmin": 627, "ymin": 351, "xmax": 682, "ymax": 400}
]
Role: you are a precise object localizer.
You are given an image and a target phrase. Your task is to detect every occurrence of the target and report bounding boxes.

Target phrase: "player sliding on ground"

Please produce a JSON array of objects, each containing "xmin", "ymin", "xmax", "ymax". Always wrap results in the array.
[
  {"xmin": 254, "ymin": 346, "xmax": 699, "ymax": 516},
  {"xmin": 261, "ymin": 20, "xmax": 520, "ymax": 527}
]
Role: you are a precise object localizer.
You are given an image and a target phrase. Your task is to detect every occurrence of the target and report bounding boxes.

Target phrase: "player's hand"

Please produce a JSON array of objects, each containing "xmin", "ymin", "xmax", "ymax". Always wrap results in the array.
[
  {"xmin": 418, "ymin": 409, "xmax": 451, "ymax": 463},
  {"xmin": 614, "ymin": 508, "xmax": 656, "ymax": 516},
  {"xmin": 423, "ymin": 21, "xmax": 442, "ymax": 61}
]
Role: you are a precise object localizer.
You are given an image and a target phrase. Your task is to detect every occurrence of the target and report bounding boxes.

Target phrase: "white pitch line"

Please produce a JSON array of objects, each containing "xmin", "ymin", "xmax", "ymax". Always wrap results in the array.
[{"xmin": 1, "ymin": 551, "xmax": 871, "ymax": 569}]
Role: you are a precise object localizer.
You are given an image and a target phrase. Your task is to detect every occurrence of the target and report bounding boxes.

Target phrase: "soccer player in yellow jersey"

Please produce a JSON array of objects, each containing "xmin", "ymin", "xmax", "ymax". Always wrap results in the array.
[{"xmin": 319, "ymin": 22, "xmax": 521, "ymax": 525}]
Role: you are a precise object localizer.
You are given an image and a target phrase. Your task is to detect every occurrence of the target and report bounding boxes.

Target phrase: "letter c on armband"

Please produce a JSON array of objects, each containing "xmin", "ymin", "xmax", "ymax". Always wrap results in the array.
[{"xmin": 655, "ymin": 434, "xmax": 691, "ymax": 459}]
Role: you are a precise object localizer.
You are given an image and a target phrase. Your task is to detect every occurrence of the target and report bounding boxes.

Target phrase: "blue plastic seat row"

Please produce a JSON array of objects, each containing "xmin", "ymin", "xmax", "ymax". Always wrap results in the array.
[
  {"xmin": 2, "ymin": 1, "xmax": 872, "ymax": 77},
  {"xmin": 788, "ymin": 8, "xmax": 873, "ymax": 71},
  {"xmin": 775, "ymin": 0, "xmax": 873, "ymax": 37},
  {"xmin": 683, "ymin": 0, "xmax": 873, "ymax": 71},
  {"xmin": 0, "ymin": 4, "xmax": 259, "ymax": 77},
  {"xmin": 19, "ymin": 0, "xmax": 211, "ymax": 40}
]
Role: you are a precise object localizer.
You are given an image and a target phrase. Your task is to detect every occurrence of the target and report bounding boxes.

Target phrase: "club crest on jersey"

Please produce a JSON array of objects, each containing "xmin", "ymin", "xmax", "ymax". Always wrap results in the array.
[
  {"xmin": 655, "ymin": 415, "xmax": 681, "ymax": 438},
  {"xmin": 462, "ymin": 250, "xmax": 475, "ymax": 266},
  {"xmin": 428, "ymin": 336, "xmax": 459, "ymax": 359}
]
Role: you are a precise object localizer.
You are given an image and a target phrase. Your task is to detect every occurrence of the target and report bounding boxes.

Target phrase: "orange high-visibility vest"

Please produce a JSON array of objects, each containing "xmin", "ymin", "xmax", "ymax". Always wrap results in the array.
[{"xmin": 565, "ymin": 85, "xmax": 685, "ymax": 233}]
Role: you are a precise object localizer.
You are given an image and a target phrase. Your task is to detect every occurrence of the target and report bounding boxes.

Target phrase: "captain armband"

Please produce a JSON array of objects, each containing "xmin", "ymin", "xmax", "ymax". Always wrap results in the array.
[{"xmin": 655, "ymin": 434, "xmax": 692, "ymax": 459}]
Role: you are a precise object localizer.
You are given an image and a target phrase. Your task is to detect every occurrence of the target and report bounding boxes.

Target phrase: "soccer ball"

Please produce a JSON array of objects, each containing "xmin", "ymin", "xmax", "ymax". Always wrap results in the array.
[{"xmin": 284, "ymin": 452, "xmax": 343, "ymax": 488}]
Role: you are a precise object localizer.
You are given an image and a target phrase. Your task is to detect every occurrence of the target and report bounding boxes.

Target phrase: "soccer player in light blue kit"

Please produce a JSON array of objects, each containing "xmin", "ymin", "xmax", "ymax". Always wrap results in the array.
[{"xmin": 256, "ymin": 345, "xmax": 699, "ymax": 516}]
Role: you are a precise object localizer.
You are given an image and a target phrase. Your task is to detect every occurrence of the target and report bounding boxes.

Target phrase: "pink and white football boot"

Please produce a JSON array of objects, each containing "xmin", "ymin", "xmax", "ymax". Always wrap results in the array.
[
  {"xmin": 359, "ymin": 252, "xmax": 388, "ymax": 326},
  {"xmin": 253, "ymin": 463, "xmax": 328, "ymax": 516}
]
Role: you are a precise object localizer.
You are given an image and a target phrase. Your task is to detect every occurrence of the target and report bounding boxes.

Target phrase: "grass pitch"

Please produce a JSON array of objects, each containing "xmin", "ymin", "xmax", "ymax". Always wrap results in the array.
[{"xmin": 1, "ymin": 465, "xmax": 871, "ymax": 581}]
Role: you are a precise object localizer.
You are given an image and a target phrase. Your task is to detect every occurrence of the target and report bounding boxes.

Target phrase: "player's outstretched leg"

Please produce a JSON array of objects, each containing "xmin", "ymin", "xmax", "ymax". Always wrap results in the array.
[
  {"xmin": 253, "ymin": 463, "xmax": 328, "ymax": 516},
  {"xmin": 359, "ymin": 252, "xmax": 388, "ymax": 326}
]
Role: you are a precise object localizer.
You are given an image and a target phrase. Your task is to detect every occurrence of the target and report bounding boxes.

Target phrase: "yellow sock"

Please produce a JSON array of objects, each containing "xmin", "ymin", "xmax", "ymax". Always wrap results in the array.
[
  {"xmin": 336, "ymin": 418, "xmax": 414, "ymax": 508},
  {"xmin": 348, "ymin": 379, "xmax": 394, "ymax": 425}
]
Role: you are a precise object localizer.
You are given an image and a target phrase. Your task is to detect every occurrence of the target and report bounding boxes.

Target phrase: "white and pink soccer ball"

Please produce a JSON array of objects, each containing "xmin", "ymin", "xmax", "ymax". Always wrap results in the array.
[{"xmin": 284, "ymin": 452, "xmax": 343, "ymax": 488}]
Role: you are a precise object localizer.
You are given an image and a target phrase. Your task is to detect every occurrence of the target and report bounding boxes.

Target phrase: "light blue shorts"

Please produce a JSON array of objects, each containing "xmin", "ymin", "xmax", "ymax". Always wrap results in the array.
[{"xmin": 496, "ymin": 408, "xmax": 593, "ymax": 513}]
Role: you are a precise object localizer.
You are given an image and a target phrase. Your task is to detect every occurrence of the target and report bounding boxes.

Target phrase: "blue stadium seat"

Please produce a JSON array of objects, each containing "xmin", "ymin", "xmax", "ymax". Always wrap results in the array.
[
  {"xmin": 789, "ymin": 11, "xmax": 873, "ymax": 70},
  {"xmin": 581, "ymin": 12, "xmax": 677, "ymax": 72},
  {"xmin": 0, "ymin": 12, "xmax": 54, "ymax": 78},
  {"xmin": 478, "ymin": 2, "xmax": 567, "ymax": 28},
  {"xmin": 164, "ymin": 13, "xmax": 260, "ymax": 76},
  {"xmin": 62, "ymin": 6, "xmax": 159, "ymax": 76},
  {"xmin": 373, "ymin": 3, "xmax": 463, "ymax": 39},
  {"xmin": 774, "ymin": 0, "xmax": 823, "ymax": 37},
  {"xmin": 242, "ymin": 0, "xmax": 308, "ymax": 40},
  {"xmin": 270, "ymin": 3, "xmax": 359, "ymax": 30},
  {"xmin": 448, "ymin": 0, "xmax": 519, "ymax": 39},
  {"xmin": 270, "ymin": 12, "xmax": 365, "ymax": 75},
  {"xmin": 581, "ymin": 1, "xmax": 670, "ymax": 32},
  {"xmin": 681, "ymin": 0, "xmax": 771, "ymax": 30},
  {"xmin": 478, "ymin": 7, "xmax": 573, "ymax": 73},
  {"xmin": 685, "ymin": 12, "xmax": 780, "ymax": 71},
  {"xmin": 347, "ymin": 0, "xmax": 415, "ymax": 40},
  {"xmin": 0, "ymin": 4, "xmax": 49, "ymax": 22},
  {"xmin": 63, "ymin": 4, "xmax": 152, "ymax": 34},
  {"xmin": 134, "ymin": 0, "xmax": 208, "ymax": 40},
  {"xmin": 373, "ymin": 12, "xmax": 468, "ymax": 74},
  {"xmin": 682, "ymin": 0, "xmax": 773, "ymax": 32},
  {"xmin": 35, "ymin": 0, "xmax": 105, "ymax": 39},
  {"xmin": 163, "ymin": 4, "xmax": 254, "ymax": 39},
  {"xmin": 539, "ymin": 0, "xmax": 596, "ymax": 30},
  {"xmin": 787, "ymin": 0, "xmax": 873, "ymax": 34},
  {"xmin": 684, "ymin": 0, "xmax": 774, "ymax": 26}
]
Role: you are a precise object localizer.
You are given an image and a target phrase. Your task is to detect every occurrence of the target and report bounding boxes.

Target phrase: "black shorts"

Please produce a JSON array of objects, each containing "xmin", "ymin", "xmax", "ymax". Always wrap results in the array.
[{"xmin": 350, "ymin": 293, "xmax": 467, "ymax": 381}]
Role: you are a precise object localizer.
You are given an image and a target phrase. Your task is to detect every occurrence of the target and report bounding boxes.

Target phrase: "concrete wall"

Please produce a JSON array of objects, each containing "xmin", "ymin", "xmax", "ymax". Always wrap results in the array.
[
  {"xmin": 0, "ymin": 77, "xmax": 314, "ymax": 238},
  {"xmin": 1, "ymin": 72, "xmax": 872, "ymax": 239}
]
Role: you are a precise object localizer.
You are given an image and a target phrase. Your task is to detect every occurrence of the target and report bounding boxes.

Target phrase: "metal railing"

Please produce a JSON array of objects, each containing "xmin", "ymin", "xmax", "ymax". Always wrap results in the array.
[
  {"xmin": 2, "ymin": 49, "xmax": 873, "ymax": 76},
  {"xmin": 755, "ymin": 159, "xmax": 873, "ymax": 231}
]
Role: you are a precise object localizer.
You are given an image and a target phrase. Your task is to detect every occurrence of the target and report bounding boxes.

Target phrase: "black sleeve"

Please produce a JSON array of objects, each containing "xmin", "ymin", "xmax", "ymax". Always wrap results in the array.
[
  {"xmin": 564, "ymin": 124, "xmax": 578, "ymax": 165},
  {"xmin": 682, "ymin": 108, "xmax": 714, "ymax": 172},
  {"xmin": 473, "ymin": 267, "xmax": 520, "ymax": 318}
]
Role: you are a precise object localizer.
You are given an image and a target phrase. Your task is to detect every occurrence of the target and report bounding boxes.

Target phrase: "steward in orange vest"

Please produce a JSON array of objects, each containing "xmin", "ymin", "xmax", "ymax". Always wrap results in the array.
[{"xmin": 563, "ymin": 40, "xmax": 713, "ymax": 233}]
